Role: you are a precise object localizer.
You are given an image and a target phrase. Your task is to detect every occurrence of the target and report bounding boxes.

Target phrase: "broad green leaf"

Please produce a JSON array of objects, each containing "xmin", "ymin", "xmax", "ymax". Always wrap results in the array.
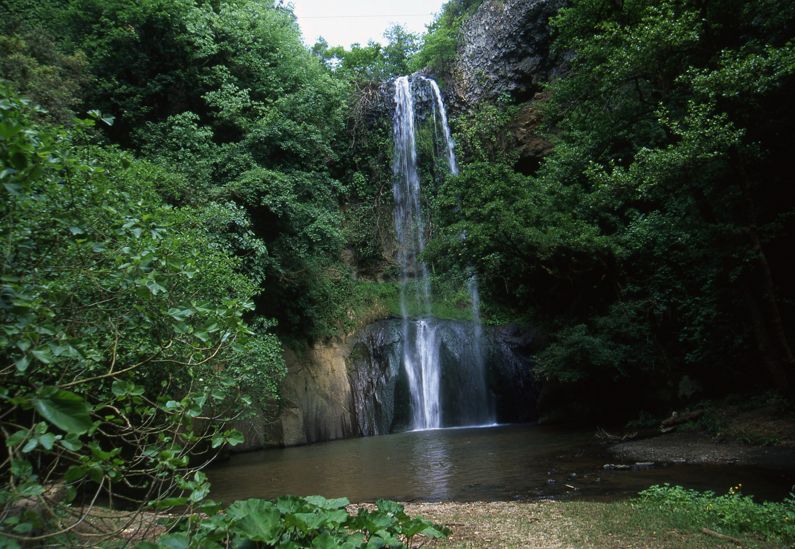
[
  {"xmin": 311, "ymin": 532, "xmax": 340, "ymax": 549},
  {"xmin": 13, "ymin": 355, "xmax": 29, "ymax": 372},
  {"xmin": 145, "ymin": 279, "xmax": 167, "ymax": 295},
  {"xmin": 32, "ymin": 389, "xmax": 92, "ymax": 434},
  {"xmin": 21, "ymin": 439, "xmax": 38, "ymax": 453},
  {"xmin": 305, "ymin": 495, "xmax": 349, "ymax": 510},
  {"xmin": 291, "ymin": 512, "xmax": 324, "ymax": 532},
  {"xmin": 64, "ymin": 465, "xmax": 88, "ymax": 483},
  {"xmin": 228, "ymin": 499, "xmax": 282, "ymax": 544},
  {"xmin": 6, "ymin": 430, "xmax": 27, "ymax": 446},
  {"xmin": 38, "ymin": 433, "xmax": 56, "ymax": 450},
  {"xmin": 156, "ymin": 533, "xmax": 189, "ymax": 549},
  {"xmin": 60, "ymin": 435, "xmax": 83, "ymax": 451},
  {"xmin": 30, "ymin": 348, "xmax": 52, "ymax": 364},
  {"xmin": 225, "ymin": 429, "xmax": 244, "ymax": 446}
]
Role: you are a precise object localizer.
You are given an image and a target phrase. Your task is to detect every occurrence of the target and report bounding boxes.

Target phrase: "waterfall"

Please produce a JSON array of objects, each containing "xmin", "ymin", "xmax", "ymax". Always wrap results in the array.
[
  {"xmin": 392, "ymin": 75, "xmax": 494, "ymax": 430},
  {"xmin": 423, "ymin": 77, "xmax": 459, "ymax": 176},
  {"xmin": 393, "ymin": 76, "xmax": 439, "ymax": 429}
]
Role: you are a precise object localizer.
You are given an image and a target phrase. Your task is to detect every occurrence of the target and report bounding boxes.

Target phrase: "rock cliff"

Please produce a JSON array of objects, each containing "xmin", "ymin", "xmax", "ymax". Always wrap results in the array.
[
  {"xmin": 450, "ymin": 0, "xmax": 567, "ymax": 106},
  {"xmin": 235, "ymin": 318, "xmax": 537, "ymax": 450},
  {"xmin": 445, "ymin": 0, "xmax": 567, "ymax": 173}
]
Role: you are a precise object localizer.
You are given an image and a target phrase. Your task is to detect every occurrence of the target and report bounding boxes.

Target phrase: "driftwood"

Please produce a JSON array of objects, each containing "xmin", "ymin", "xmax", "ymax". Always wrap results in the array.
[
  {"xmin": 594, "ymin": 427, "xmax": 638, "ymax": 443},
  {"xmin": 660, "ymin": 410, "xmax": 704, "ymax": 432},
  {"xmin": 701, "ymin": 527, "xmax": 744, "ymax": 545}
]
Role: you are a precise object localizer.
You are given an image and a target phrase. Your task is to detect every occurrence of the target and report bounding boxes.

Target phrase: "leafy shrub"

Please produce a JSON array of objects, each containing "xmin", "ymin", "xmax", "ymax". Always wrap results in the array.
[
  {"xmin": 0, "ymin": 89, "xmax": 284, "ymax": 546},
  {"xmin": 639, "ymin": 484, "xmax": 795, "ymax": 545},
  {"xmin": 144, "ymin": 496, "xmax": 449, "ymax": 548}
]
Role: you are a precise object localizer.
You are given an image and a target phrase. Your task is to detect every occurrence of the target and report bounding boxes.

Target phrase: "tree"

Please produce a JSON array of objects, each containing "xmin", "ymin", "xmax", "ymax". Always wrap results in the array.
[
  {"xmin": 0, "ymin": 90, "xmax": 285, "ymax": 544},
  {"xmin": 429, "ymin": 0, "xmax": 795, "ymax": 417}
]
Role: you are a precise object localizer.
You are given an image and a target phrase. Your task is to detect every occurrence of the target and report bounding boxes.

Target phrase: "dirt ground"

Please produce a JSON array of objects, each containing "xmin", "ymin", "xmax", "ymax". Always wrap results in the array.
[
  {"xmin": 401, "ymin": 500, "xmax": 747, "ymax": 549},
  {"xmin": 609, "ymin": 430, "xmax": 795, "ymax": 468},
  {"xmin": 403, "ymin": 501, "xmax": 575, "ymax": 549}
]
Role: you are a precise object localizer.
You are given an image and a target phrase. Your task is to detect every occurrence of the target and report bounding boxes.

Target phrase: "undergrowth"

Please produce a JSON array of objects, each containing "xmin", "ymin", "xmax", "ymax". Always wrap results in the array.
[
  {"xmin": 138, "ymin": 496, "xmax": 449, "ymax": 548},
  {"xmin": 637, "ymin": 484, "xmax": 795, "ymax": 547}
]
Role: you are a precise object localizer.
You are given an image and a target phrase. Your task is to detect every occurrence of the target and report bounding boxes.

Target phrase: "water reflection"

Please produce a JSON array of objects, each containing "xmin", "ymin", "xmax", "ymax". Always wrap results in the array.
[
  {"xmin": 408, "ymin": 431, "xmax": 452, "ymax": 500},
  {"xmin": 207, "ymin": 424, "xmax": 795, "ymax": 504}
]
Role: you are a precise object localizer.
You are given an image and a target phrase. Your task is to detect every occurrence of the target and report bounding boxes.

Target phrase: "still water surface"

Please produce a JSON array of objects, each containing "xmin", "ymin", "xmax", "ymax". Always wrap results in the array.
[{"xmin": 207, "ymin": 424, "xmax": 794, "ymax": 503}]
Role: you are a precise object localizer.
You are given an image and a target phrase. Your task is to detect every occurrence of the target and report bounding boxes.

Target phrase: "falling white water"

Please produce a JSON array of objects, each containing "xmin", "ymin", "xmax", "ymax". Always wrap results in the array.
[
  {"xmin": 392, "ymin": 75, "xmax": 493, "ymax": 430},
  {"xmin": 393, "ymin": 76, "xmax": 439, "ymax": 429},
  {"xmin": 423, "ymin": 77, "xmax": 459, "ymax": 176},
  {"xmin": 425, "ymin": 78, "xmax": 493, "ymax": 423}
]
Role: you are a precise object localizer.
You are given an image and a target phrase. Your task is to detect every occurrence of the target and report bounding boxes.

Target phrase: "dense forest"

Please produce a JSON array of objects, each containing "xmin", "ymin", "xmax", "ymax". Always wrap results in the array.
[{"xmin": 1, "ymin": 0, "xmax": 794, "ymax": 545}]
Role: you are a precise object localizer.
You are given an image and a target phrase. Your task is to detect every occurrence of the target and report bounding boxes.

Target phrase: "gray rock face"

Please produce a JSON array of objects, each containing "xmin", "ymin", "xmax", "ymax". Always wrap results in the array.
[
  {"xmin": 234, "ymin": 318, "xmax": 537, "ymax": 450},
  {"xmin": 348, "ymin": 318, "xmax": 540, "ymax": 436},
  {"xmin": 451, "ymin": 0, "xmax": 567, "ymax": 107},
  {"xmin": 347, "ymin": 320, "xmax": 403, "ymax": 436}
]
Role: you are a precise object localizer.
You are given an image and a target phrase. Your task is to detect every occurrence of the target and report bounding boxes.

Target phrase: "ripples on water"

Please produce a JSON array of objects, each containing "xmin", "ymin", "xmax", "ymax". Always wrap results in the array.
[{"xmin": 207, "ymin": 424, "xmax": 794, "ymax": 503}]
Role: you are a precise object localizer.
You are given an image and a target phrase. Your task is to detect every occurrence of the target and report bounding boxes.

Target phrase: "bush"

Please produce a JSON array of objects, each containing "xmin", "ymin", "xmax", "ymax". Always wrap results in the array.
[
  {"xmin": 144, "ymin": 496, "xmax": 449, "ymax": 548},
  {"xmin": 639, "ymin": 484, "xmax": 795, "ymax": 545},
  {"xmin": 0, "ymin": 89, "xmax": 284, "ymax": 546}
]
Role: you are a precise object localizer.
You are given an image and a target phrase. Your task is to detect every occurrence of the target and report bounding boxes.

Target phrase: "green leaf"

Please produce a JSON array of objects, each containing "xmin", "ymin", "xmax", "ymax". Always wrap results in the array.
[
  {"xmin": 311, "ymin": 531, "xmax": 341, "ymax": 549},
  {"xmin": 291, "ymin": 512, "xmax": 324, "ymax": 533},
  {"xmin": 225, "ymin": 429, "xmax": 244, "ymax": 446},
  {"xmin": 21, "ymin": 438, "xmax": 38, "ymax": 453},
  {"xmin": 167, "ymin": 307, "xmax": 194, "ymax": 321},
  {"xmin": 38, "ymin": 433, "xmax": 56, "ymax": 450},
  {"xmin": 189, "ymin": 482, "xmax": 210, "ymax": 503},
  {"xmin": 60, "ymin": 434, "xmax": 83, "ymax": 451},
  {"xmin": 13, "ymin": 355, "xmax": 29, "ymax": 372},
  {"xmin": 227, "ymin": 499, "xmax": 282, "ymax": 544},
  {"xmin": 32, "ymin": 389, "xmax": 92, "ymax": 434},
  {"xmin": 145, "ymin": 278, "xmax": 167, "ymax": 296},
  {"xmin": 64, "ymin": 465, "xmax": 88, "ymax": 483},
  {"xmin": 304, "ymin": 495, "xmax": 350, "ymax": 510},
  {"xmin": 156, "ymin": 533, "xmax": 189, "ymax": 549},
  {"xmin": 6, "ymin": 430, "xmax": 28, "ymax": 446},
  {"xmin": 30, "ymin": 348, "xmax": 52, "ymax": 364}
]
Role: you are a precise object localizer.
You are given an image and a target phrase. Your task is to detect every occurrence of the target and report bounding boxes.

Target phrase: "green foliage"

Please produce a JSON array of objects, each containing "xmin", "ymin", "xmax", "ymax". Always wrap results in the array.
[
  {"xmin": 0, "ymin": 32, "xmax": 88, "ymax": 124},
  {"xmin": 427, "ymin": 0, "xmax": 795, "ymax": 417},
  {"xmin": 638, "ymin": 484, "xmax": 795, "ymax": 546},
  {"xmin": 0, "ymin": 0, "xmax": 362, "ymax": 339},
  {"xmin": 314, "ymin": 24, "xmax": 420, "ymax": 81},
  {"xmin": 0, "ymin": 89, "xmax": 284, "ymax": 545},
  {"xmin": 427, "ymin": 161, "xmax": 612, "ymax": 313},
  {"xmin": 143, "ymin": 496, "xmax": 449, "ymax": 548},
  {"xmin": 410, "ymin": 0, "xmax": 485, "ymax": 77},
  {"xmin": 453, "ymin": 100, "xmax": 520, "ymax": 164}
]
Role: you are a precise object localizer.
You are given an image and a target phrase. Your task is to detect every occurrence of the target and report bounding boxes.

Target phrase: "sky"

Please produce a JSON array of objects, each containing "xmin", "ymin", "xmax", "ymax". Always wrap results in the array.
[{"xmin": 290, "ymin": 0, "xmax": 447, "ymax": 48}]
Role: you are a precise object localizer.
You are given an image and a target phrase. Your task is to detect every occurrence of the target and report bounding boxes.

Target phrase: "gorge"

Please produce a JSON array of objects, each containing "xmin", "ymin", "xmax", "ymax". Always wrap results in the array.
[{"xmin": 3, "ymin": 0, "xmax": 795, "ymax": 545}]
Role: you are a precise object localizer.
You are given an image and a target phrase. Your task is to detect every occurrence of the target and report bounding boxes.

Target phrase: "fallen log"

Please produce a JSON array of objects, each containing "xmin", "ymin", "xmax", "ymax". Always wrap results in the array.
[{"xmin": 660, "ymin": 410, "xmax": 703, "ymax": 428}]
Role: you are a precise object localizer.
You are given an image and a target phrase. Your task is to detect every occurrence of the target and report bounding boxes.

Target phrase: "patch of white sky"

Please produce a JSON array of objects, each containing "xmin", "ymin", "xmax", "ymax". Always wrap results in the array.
[{"xmin": 290, "ymin": 0, "xmax": 448, "ymax": 49}]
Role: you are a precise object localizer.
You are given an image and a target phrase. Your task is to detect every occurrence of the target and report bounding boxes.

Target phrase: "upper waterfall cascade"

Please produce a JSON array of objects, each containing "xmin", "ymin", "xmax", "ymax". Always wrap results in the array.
[{"xmin": 391, "ymin": 75, "xmax": 494, "ymax": 430}]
